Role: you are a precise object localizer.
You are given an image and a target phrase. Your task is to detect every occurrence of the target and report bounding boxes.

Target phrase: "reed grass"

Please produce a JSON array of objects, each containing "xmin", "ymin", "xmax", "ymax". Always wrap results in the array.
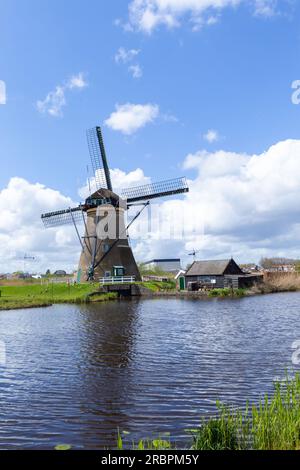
[
  {"xmin": 255, "ymin": 272, "xmax": 300, "ymax": 294},
  {"xmin": 208, "ymin": 288, "xmax": 246, "ymax": 298},
  {"xmin": 193, "ymin": 374, "xmax": 300, "ymax": 450},
  {"xmin": 117, "ymin": 375, "xmax": 300, "ymax": 450}
]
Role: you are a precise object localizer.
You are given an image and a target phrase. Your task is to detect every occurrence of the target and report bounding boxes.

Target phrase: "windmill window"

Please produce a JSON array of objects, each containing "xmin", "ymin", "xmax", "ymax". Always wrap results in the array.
[
  {"xmin": 113, "ymin": 266, "xmax": 125, "ymax": 277},
  {"xmin": 103, "ymin": 244, "xmax": 110, "ymax": 253}
]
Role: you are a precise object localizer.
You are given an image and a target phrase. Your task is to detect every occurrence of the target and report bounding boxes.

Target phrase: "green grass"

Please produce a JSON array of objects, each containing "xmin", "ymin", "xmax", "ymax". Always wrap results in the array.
[
  {"xmin": 193, "ymin": 374, "xmax": 300, "ymax": 450},
  {"xmin": 117, "ymin": 375, "xmax": 300, "ymax": 450},
  {"xmin": 208, "ymin": 288, "xmax": 246, "ymax": 298},
  {"xmin": 117, "ymin": 430, "xmax": 172, "ymax": 450},
  {"xmin": 138, "ymin": 280, "xmax": 176, "ymax": 292},
  {"xmin": 0, "ymin": 283, "xmax": 117, "ymax": 310},
  {"xmin": 0, "ymin": 299, "xmax": 52, "ymax": 311}
]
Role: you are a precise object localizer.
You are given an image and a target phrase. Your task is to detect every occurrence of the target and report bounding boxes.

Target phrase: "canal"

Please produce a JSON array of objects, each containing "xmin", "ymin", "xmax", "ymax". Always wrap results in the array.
[{"xmin": 0, "ymin": 292, "xmax": 299, "ymax": 449}]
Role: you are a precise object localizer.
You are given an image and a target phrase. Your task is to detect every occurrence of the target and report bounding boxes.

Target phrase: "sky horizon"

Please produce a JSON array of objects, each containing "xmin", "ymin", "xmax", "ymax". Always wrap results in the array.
[{"xmin": 1, "ymin": 0, "xmax": 300, "ymax": 273}]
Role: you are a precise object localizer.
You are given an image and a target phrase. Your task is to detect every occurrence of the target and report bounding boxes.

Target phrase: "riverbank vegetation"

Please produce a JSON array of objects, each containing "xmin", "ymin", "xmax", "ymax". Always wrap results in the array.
[
  {"xmin": 117, "ymin": 374, "xmax": 300, "ymax": 450},
  {"xmin": 138, "ymin": 280, "xmax": 176, "ymax": 292},
  {"xmin": 252, "ymin": 273, "xmax": 300, "ymax": 295},
  {"xmin": 208, "ymin": 288, "xmax": 246, "ymax": 298},
  {"xmin": 192, "ymin": 374, "xmax": 300, "ymax": 450},
  {"xmin": 0, "ymin": 283, "xmax": 117, "ymax": 310}
]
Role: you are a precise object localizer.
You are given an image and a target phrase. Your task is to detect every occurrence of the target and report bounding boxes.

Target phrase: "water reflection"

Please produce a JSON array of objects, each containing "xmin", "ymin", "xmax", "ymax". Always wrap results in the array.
[
  {"xmin": 77, "ymin": 301, "xmax": 140, "ymax": 447},
  {"xmin": 0, "ymin": 293, "xmax": 299, "ymax": 449}
]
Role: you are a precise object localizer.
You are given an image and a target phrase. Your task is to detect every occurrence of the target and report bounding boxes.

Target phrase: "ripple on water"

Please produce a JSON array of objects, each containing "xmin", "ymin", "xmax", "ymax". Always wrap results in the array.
[{"xmin": 0, "ymin": 293, "xmax": 299, "ymax": 448}]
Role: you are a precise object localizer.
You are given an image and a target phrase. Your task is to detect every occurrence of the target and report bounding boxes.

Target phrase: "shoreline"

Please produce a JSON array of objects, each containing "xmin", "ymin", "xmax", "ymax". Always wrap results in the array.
[{"xmin": 1, "ymin": 283, "xmax": 300, "ymax": 312}]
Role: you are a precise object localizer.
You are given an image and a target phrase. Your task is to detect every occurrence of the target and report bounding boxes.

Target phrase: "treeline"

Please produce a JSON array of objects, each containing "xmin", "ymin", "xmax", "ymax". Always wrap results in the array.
[{"xmin": 260, "ymin": 257, "xmax": 300, "ymax": 269}]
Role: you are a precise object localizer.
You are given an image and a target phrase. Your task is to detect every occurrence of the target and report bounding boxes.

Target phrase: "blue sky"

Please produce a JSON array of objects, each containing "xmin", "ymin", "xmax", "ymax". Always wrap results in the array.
[{"xmin": 1, "ymin": 0, "xmax": 300, "ymax": 271}]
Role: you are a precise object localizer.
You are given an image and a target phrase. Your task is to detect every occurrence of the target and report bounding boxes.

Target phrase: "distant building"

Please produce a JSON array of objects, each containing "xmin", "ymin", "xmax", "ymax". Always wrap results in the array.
[
  {"xmin": 54, "ymin": 270, "xmax": 67, "ymax": 277},
  {"xmin": 143, "ymin": 259, "xmax": 181, "ymax": 272},
  {"xmin": 241, "ymin": 264, "xmax": 262, "ymax": 273},
  {"xmin": 185, "ymin": 259, "xmax": 263, "ymax": 290},
  {"xmin": 264, "ymin": 264, "xmax": 296, "ymax": 273}
]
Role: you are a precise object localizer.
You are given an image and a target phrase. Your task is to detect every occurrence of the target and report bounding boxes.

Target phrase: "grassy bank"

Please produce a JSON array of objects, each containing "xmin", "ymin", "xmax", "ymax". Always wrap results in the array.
[
  {"xmin": 208, "ymin": 288, "xmax": 246, "ymax": 298},
  {"xmin": 0, "ymin": 283, "xmax": 117, "ymax": 310},
  {"xmin": 117, "ymin": 374, "xmax": 300, "ymax": 450},
  {"xmin": 0, "ymin": 299, "xmax": 52, "ymax": 311},
  {"xmin": 138, "ymin": 280, "xmax": 176, "ymax": 292}
]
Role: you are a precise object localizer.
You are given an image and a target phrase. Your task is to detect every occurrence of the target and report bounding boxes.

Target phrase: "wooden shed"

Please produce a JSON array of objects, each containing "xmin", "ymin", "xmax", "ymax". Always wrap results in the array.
[{"xmin": 185, "ymin": 258, "xmax": 262, "ymax": 289}]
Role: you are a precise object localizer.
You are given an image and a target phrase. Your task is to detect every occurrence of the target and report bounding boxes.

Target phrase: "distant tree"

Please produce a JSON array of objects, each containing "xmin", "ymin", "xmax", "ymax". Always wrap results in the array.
[
  {"xmin": 260, "ymin": 257, "xmax": 299, "ymax": 269},
  {"xmin": 45, "ymin": 269, "xmax": 51, "ymax": 277}
]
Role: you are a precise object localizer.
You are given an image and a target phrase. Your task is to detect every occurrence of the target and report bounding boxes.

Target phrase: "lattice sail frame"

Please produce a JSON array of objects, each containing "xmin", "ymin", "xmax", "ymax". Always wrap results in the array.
[
  {"xmin": 86, "ymin": 127, "xmax": 113, "ymax": 191},
  {"xmin": 41, "ymin": 207, "xmax": 85, "ymax": 228},
  {"xmin": 121, "ymin": 177, "xmax": 189, "ymax": 203}
]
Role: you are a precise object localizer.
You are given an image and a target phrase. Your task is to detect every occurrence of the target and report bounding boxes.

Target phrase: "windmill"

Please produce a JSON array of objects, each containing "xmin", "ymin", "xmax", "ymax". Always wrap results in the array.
[{"xmin": 41, "ymin": 126, "xmax": 189, "ymax": 282}]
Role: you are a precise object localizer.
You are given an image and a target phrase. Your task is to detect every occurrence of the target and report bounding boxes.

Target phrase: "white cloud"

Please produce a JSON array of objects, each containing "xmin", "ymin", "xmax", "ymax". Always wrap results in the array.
[
  {"xmin": 115, "ymin": 47, "xmax": 143, "ymax": 79},
  {"xmin": 127, "ymin": 0, "xmax": 279, "ymax": 33},
  {"xmin": 130, "ymin": 139, "xmax": 300, "ymax": 265},
  {"xmin": 115, "ymin": 47, "xmax": 140, "ymax": 64},
  {"xmin": 79, "ymin": 167, "xmax": 151, "ymax": 199},
  {"xmin": 129, "ymin": 64, "xmax": 143, "ymax": 78},
  {"xmin": 0, "ymin": 178, "xmax": 80, "ymax": 273},
  {"xmin": 254, "ymin": 0, "xmax": 277, "ymax": 16},
  {"xmin": 203, "ymin": 129, "xmax": 219, "ymax": 143},
  {"xmin": 0, "ymin": 80, "xmax": 6, "ymax": 105},
  {"xmin": 104, "ymin": 103, "xmax": 159, "ymax": 135},
  {"xmin": 4, "ymin": 138, "xmax": 300, "ymax": 274},
  {"xmin": 37, "ymin": 86, "xmax": 66, "ymax": 117},
  {"xmin": 36, "ymin": 73, "xmax": 88, "ymax": 117},
  {"xmin": 67, "ymin": 73, "xmax": 88, "ymax": 90}
]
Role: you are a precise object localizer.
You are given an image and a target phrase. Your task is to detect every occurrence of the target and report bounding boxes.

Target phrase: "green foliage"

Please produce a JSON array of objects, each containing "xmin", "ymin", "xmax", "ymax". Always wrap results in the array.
[
  {"xmin": 117, "ymin": 432, "xmax": 172, "ymax": 450},
  {"xmin": 0, "ymin": 283, "xmax": 116, "ymax": 310},
  {"xmin": 192, "ymin": 374, "xmax": 300, "ymax": 450},
  {"xmin": 116, "ymin": 375, "xmax": 300, "ymax": 450},
  {"xmin": 208, "ymin": 288, "xmax": 246, "ymax": 298},
  {"xmin": 138, "ymin": 280, "xmax": 176, "ymax": 292},
  {"xmin": 55, "ymin": 444, "xmax": 72, "ymax": 451}
]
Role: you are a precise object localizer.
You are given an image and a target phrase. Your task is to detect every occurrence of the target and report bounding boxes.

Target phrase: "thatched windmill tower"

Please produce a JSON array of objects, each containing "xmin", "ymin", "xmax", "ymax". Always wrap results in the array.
[{"xmin": 41, "ymin": 126, "xmax": 189, "ymax": 282}]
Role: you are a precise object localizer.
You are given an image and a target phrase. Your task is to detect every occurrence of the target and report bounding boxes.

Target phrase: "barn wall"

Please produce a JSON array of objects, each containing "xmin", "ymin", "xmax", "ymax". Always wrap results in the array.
[{"xmin": 185, "ymin": 275, "xmax": 225, "ymax": 288}]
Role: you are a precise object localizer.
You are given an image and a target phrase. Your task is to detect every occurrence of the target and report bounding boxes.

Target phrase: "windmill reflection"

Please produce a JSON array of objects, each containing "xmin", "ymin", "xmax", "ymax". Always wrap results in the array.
[{"xmin": 76, "ymin": 301, "xmax": 140, "ymax": 447}]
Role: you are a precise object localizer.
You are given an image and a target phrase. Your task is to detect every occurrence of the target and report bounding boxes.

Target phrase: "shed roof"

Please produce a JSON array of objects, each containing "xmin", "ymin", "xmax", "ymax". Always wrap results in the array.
[{"xmin": 185, "ymin": 259, "xmax": 235, "ymax": 276}]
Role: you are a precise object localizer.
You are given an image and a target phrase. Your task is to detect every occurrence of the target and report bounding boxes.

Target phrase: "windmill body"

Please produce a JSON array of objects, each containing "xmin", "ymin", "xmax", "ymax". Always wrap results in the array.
[
  {"xmin": 41, "ymin": 126, "xmax": 189, "ymax": 283},
  {"xmin": 78, "ymin": 188, "xmax": 141, "ymax": 282}
]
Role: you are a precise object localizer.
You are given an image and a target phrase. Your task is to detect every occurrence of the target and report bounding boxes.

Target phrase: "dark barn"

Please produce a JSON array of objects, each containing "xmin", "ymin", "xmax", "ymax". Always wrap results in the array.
[{"xmin": 185, "ymin": 259, "xmax": 263, "ymax": 290}]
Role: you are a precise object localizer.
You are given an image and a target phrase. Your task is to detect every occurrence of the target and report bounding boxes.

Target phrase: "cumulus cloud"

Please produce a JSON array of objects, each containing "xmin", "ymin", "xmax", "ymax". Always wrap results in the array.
[
  {"xmin": 130, "ymin": 139, "xmax": 300, "ymax": 265},
  {"xmin": 0, "ymin": 178, "xmax": 81, "ymax": 273},
  {"xmin": 115, "ymin": 47, "xmax": 140, "ymax": 64},
  {"xmin": 104, "ymin": 103, "xmax": 159, "ymax": 134},
  {"xmin": 3, "ymin": 138, "xmax": 300, "ymax": 274},
  {"xmin": 37, "ymin": 73, "xmax": 88, "ymax": 117},
  {"xmin": 79, "ymin": 167, "xmax": 151, "ymax": 199},
  {"xmin": 203, "ymin": 129, "xmax": 219, "ymax": 143},
  {"xmin": 67, "ymin": 73, "xmax": 88, "ymax": 89},
  {"xmin": 115, "ymin": 47, "xmax": 143, "ymax": 79},
  {"xmin": 129, "ymin": 64, "xmax": 143, "ymax": 78},
  {"xmin": 0, "ymin": 80, "xmax": 6, "ymax": 105},
  {"xmin": 254, "ymin": 0, "xmax": 277, "ymax": 16},
  {"xmin": 127, "ymin": 0, "xmax": 279, "ymax": 33}
]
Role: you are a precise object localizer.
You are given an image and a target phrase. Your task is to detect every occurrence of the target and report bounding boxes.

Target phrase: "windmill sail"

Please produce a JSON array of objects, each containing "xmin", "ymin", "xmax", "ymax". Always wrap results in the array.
[
  {"xmin": 121, "ymin": 177, "xmax": 189, "ymax": 203},
  {"xmin": 86, "ymin": 127, "xmax": 113, "ymax": 192},
  {"xmin": 41, "ymin": 206, "xmax": 85, "ymax": 228}
]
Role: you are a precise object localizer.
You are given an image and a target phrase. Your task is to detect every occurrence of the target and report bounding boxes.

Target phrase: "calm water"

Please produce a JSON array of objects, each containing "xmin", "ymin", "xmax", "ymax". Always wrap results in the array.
[{"xmin": 0, "ymin": 293, "xmax": 300, "ymax": 449}]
